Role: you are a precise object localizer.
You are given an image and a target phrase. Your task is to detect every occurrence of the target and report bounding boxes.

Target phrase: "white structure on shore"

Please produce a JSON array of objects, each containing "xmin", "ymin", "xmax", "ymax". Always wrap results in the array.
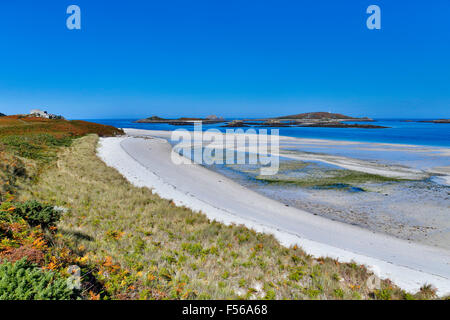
[
  {"xmin": 29, "ymin": 109, "xmax": 63, "ymax": 119},
  {"xmin": 30, "ymin": 109, "xmax": 50, "ymax": 118}
]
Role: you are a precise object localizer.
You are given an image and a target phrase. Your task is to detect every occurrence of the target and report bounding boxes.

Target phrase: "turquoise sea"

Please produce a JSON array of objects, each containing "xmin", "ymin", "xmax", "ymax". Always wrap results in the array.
[{"xmin": 87, "ymin": 119, "xmax": 450, "ymax": 148}]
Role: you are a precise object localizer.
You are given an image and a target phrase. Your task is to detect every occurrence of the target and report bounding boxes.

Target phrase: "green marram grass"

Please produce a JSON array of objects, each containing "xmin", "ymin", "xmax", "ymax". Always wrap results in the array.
[
  {"xmin": 17, "ymin": 135, "xmax": 437, "ymax": 300},
  {"xmin": 0, "ymin": 133, "xmax": 73, "ymax": 162}
]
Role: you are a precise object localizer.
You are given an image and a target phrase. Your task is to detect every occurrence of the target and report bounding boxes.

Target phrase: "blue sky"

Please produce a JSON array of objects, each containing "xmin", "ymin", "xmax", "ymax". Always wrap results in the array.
[{"xmin": 0, "ymin": 0, "xmax": 449, "ymax": 119}]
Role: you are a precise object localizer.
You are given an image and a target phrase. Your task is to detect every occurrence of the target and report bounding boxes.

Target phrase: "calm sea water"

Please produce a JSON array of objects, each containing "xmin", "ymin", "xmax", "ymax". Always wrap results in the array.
[{"xmin": 85, "ymin": 119, "xmax": 450, "ymax": 147}]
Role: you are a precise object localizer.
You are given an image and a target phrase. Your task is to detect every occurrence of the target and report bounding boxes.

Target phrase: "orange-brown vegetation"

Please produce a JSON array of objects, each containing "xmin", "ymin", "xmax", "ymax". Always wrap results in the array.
[{"xmin": 0, "ymin": 116, "xmax": 123, "ymax": 138}]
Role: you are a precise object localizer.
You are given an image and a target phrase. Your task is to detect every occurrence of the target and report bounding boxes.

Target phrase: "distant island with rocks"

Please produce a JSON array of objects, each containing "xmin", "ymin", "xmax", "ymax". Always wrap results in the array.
[
  {"xmin": 136, "ymin": 115, "xmax": 224, "ymax": 125},
  {"xmin": 135, "ymin": 112, "xmax": 388, "ymax": 129},
  {"xmin": 403, "ymin": 119, "xmax": 450, "ymax": 124}
]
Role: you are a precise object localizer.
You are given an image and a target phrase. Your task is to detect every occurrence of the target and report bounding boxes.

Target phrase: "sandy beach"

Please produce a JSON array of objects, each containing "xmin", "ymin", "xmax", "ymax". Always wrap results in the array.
[
  {"xmin": 97, "ymin": 128, "xmax": 450, "ymax": 296},
  {"xmin": 132, "ymin": 129, "xmax": 450, "ymax": 182}
]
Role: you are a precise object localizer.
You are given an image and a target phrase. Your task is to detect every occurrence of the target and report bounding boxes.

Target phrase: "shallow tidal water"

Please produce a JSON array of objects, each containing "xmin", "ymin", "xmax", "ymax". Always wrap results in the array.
[
  {"xmin": 206, "ymin": 158, "xmax": 450, "ymax": 250},
  {"xmin": 163, "ymin": 130, "xmax": 450, "ymax": 250}
]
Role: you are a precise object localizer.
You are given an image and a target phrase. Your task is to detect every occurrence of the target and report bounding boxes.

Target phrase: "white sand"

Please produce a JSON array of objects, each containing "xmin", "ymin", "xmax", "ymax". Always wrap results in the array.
[{"xmin": 97, "ymin": 129, "xmax": 450, "ymax": 296}]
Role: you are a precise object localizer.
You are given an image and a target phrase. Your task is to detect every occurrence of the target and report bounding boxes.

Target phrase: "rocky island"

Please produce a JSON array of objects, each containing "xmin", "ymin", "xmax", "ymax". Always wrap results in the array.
[
  {"xmin": 226, "ymin": 112, "xmax": 387, "ymax": 128},
  {"xmin": 275, "ymin": 112, "xmax": 374, "ymax": 122},
  {"xmin": 419, "ymin": 119, "xmax": 450, "ymax": 124},
  {"xmin": 404, "ymin": 119, "xmax": 450, "ymax": 124},
  {"xmin": 137, "ymin": 112, "xmax": 388, "ymax": 129},
  {"xmin": 135, "ymin": 115, "xmax": 225, "ymax": 125}
]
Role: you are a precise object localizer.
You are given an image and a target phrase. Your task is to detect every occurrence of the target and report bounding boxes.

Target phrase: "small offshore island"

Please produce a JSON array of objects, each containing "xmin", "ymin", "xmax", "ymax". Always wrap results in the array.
[
  {"xmin": 404, "ymin": 119, "xmax": 450, "ymax": 124},
  {"xmin": 135, "ymin": 112, "xmax": 389, "ymax": 129}
]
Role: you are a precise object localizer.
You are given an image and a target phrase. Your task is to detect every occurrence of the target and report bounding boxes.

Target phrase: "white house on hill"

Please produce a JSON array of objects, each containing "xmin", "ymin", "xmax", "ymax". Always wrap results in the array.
[
  {"xmin": 30, "ymin": 109, "xmax": 50, "ymax": 118},
  {"xmin": 29, "ymin": 109, "xmax": 64, "ymax": 119}
]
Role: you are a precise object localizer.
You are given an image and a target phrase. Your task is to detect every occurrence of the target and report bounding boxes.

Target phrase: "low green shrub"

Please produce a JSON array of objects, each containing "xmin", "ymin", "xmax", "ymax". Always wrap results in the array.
[
  {"xmin": 0, "ymin": 258, "xmax": 73, "ymax": 300},
  {"xmin": 374, "ymin": 288, "xmax": 393, "ymax": 300},
  {"xmin": 0, "ymin": 202, "xmax": 24, "ymax": 225},
  {"xmin": 1, "ymin": 134, "xmax": 72, "ymax": 160},
  {"xmin": 13, "ymin": 200, "xmax": 61, "ymax": 228}
]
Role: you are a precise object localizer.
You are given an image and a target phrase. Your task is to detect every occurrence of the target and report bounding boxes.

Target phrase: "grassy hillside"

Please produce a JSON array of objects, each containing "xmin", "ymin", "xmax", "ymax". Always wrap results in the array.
[
  {"xmin": 0, "ymin": 116, "xmax": 122, "ymax": 136},
  {"xmin": 0, "ymin": 116, "xmax": 123, "ymax": 199},
  {"xmin": 0, "ymin": 117, "xmax": 123, "ymax": 299},
  {"xmin": 0, "ymin": 117, "xmax": 439, "ymax": 300}
]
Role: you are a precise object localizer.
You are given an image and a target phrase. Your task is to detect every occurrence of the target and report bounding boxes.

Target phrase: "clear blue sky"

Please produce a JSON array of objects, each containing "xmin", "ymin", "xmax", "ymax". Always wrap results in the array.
[{"xmin": 0, "ymin": 0, "xmax": 449, "ymax": 119}]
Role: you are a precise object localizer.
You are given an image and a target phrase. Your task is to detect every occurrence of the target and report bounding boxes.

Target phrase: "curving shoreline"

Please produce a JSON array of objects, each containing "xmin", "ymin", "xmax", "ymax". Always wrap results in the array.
[{"xmin": 97, "ymin": 129, "xmax": 450, "ymax": 296}]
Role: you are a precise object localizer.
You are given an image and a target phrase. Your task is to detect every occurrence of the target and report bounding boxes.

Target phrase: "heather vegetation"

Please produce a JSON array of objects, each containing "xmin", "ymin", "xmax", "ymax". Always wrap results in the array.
[
  {"xmin": 0, "ymin": 117, "xmax": 123, "ymax": 299},
  {"xmin": 0, "ymin": 117, "xmax": 440, "ymax": 300}
]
